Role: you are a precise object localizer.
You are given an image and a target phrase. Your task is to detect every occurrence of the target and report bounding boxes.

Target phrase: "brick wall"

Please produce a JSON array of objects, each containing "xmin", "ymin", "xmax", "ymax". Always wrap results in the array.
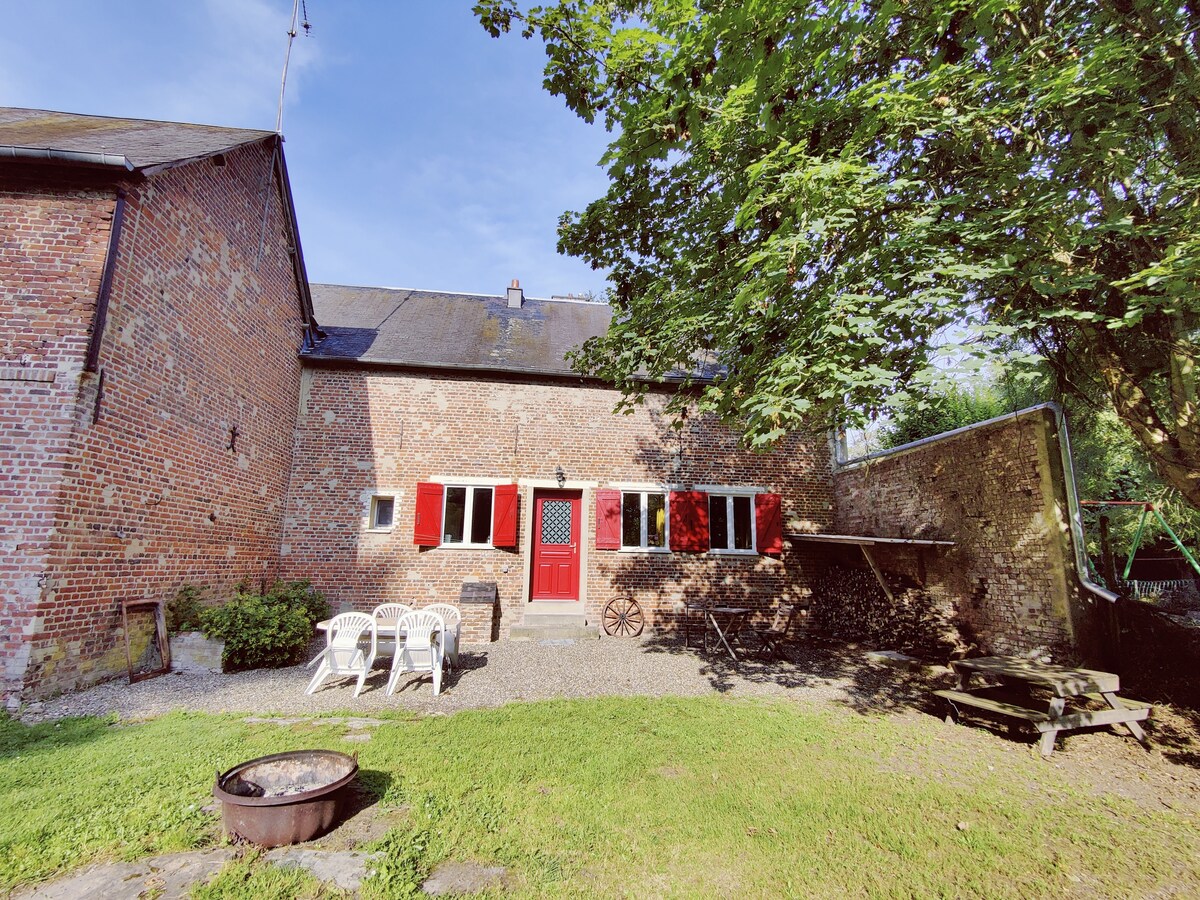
[
  {"xmin": 0, "ymin": 175, "xmax": 114, "ymax": 701},
  {"xmin": 1, "ymin": 142, "xmax": 309, "ymax": 701},
  {"xmin": 832, "ymin": 406, "xmax": 1089, "ymax": 659},
  {"xmin": 281, "ymin": 367, "xmax": 835, "ymax": 639}
]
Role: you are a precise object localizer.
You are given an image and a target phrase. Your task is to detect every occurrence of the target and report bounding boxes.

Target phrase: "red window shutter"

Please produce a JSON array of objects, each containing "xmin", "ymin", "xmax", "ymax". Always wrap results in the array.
[
  {"xmin": 492, "ymin": 484, "xmax": 519, "ymax": 547},
  {"xmin": 670, "ymin": 490, "xmax": 710, "ymax": 552},
  {"xmin": 413, "ymin": 482, "xmax": 444, "ymax": 546},
  {"xmin": 756, "ymin": 492, "xmax": 783, "ymax": 556},
  {"xmin": 594, "ymin": 490, "xmax": 621, "ymax": 550}
]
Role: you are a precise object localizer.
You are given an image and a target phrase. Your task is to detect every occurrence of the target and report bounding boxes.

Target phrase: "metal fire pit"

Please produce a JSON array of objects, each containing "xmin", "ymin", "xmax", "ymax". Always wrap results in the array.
[{"xmin": 213, "ymin": 749, "xmax": 358, "ymax": 848}]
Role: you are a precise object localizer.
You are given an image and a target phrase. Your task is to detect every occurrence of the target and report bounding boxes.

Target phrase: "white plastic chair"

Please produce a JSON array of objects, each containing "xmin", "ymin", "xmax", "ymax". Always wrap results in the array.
[
  {"xmin": 305, "ymin": 612, "xmax": 377, "ymax": 698},
  {"xmin": 387, "ymin": 610, "xmax": 445, "ymax": 696},
  {"xmin": 424, "ymin": 603, "xmax": 462, "ymax": 669},
  {"xmin": 372, "ymin": 603, "xmax": 414, "ymax": 657}
]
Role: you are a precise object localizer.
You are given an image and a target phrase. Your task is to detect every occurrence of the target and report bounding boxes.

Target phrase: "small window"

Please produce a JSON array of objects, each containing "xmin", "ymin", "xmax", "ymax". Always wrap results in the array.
[
  {"xmin": 621, "ymin": 490, "xmax": 668, "ymax": 550},
  {"xmin": 369, "ymin": 495, "xmax": 395, "ymax": 530},
  {"xmin": 709, "ymin": 493, "xmax": 755, "ymax": 552},
  {"xmin": 442, "ymin": 485, "xmax": 494, "ymax": 546}
]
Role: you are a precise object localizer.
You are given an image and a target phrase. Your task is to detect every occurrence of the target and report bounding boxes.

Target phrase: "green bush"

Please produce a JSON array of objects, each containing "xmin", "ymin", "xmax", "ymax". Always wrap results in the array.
[
  {"xmin": 199, "ymin": 580, "xmax": 330, "ymax": 672},
  {"xmin": 166, "ymin": 585, "xmax": 207, "ymax": 634}
]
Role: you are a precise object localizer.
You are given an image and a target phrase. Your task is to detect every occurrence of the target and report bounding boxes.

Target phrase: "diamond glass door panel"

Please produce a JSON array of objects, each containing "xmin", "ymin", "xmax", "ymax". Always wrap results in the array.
[{"xmin": 530, "ymin": 490, "xmax": 582, "ymax": 601}]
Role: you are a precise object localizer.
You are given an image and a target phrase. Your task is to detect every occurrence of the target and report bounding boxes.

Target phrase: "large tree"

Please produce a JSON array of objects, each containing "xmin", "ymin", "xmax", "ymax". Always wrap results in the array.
[{"xmin": 476, "ymin": 0, "xmax": 1200, "ymax": 507}]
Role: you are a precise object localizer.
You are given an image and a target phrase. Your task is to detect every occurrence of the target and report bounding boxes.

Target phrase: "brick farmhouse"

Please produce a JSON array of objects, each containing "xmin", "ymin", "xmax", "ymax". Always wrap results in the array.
[{"xmin": 1, "ymin": 109, "xmax": 1101, "ymax": 705}]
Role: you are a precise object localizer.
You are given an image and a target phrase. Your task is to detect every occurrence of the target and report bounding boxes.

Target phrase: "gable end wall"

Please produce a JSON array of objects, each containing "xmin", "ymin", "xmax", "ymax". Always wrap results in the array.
[{"xmin": 1, "ymin": 142, "xmax": 308, "ymax": 702}]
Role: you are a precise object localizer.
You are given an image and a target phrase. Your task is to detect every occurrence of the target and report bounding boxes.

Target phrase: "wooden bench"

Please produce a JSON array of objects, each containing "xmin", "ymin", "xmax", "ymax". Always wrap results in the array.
[{"xmin": 933, "ymin": 689, "xmax": 1051, "ymax": 724}]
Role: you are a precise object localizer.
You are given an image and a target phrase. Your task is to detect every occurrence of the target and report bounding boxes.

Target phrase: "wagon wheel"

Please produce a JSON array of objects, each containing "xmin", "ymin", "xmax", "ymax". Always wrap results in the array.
[{"xmin": 603, "ymin": 597, "xmax": 644, "ymax": 637}]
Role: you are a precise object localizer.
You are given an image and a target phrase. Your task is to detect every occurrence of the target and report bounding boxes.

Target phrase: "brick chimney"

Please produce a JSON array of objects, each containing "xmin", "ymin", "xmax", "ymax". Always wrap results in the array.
[{"xmin": 507, "ymin": 278, "xmax": 524, "ymax": 309}]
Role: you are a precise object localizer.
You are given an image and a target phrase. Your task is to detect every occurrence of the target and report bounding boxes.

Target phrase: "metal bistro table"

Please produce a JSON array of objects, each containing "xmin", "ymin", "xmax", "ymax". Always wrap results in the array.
[
  {"xmin": 683, "ymin": 603, "xmax": 753, "ymax": 661},
  {"xmin": 935, "ymin": 656, "xmax": 1151, "ymax": 757}
]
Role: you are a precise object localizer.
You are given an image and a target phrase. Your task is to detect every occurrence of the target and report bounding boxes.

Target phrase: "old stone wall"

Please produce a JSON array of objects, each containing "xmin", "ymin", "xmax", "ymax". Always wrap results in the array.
[
  {"xmin": 833, "ymin": 406, "xmax": 1088, "ymax": 659},
  {"xmin": 281, "ymin": 367, "xmax": 834, "ymax": 639},
  {"xmin": 2, "ymin": 143, "xmax": 309, "ymax": 700}
]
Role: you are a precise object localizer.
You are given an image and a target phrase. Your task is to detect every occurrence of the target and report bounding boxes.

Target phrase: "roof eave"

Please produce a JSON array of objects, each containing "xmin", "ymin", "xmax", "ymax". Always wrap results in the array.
[{"xmin": 298, "ymin": 353, "xmax": 713, "ymax": 387}]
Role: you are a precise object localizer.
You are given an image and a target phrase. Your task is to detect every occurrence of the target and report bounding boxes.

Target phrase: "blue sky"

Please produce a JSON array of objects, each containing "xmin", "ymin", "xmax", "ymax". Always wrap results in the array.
[{"xmin": 0, "ymin": 1, "xmax": 613, "ymax": 299}]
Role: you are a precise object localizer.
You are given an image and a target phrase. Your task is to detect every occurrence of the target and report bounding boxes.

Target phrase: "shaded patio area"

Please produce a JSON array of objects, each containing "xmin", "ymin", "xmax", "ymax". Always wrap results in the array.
[{"xmin": 23, "ymin": 636, "xmax": 935, "ymax": 722}]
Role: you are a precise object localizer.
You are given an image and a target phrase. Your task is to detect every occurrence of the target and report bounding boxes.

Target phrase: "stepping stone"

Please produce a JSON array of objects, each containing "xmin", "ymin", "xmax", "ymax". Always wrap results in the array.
[
  {"xmin": 13, "ymin": 849, "xmax": 235, "ymax": 899},
  {"xmin": 265, "ymin": 847, "xmax": 378, "ymax": 892},
  {"xmin": 422, "ymin": 861, "xmax": 508, "ymax": 895}
]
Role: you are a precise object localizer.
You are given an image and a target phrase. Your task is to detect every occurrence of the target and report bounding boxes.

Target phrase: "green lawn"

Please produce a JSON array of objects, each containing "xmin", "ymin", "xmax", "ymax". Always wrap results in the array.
[{"xmin": 1, "ymin": 697, "xmax": 1196, "ymax": 898}]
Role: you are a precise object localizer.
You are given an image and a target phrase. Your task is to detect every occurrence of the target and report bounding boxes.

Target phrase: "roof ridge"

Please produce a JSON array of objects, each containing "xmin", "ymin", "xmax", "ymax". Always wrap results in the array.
[
  {"xmin": 0, "ymin": 106, "xmax": 274, "ymax": 136},
  {"xmin": 309, "ymin": 282, "xmax": 606, "ymax": 306}
]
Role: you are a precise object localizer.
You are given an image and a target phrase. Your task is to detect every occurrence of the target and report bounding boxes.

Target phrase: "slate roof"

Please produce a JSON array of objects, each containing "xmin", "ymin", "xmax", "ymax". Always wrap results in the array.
[
  {"xmin": 0, "ymin": 107, "xmax": 274, "ymax": 171},
  {"xmin": 307, "ymin": 284, "xmax": 614, "ymax": 378}
]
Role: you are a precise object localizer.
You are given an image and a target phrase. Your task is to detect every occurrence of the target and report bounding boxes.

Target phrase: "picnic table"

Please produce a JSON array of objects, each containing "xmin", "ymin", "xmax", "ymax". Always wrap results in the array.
[
  {"xmin": 683, "ymin": 603, "xmax": 752, "ymax": 661},
  {"xmin": 935, "ymin": 656, "xmax": 1151, "ymax": 756}
]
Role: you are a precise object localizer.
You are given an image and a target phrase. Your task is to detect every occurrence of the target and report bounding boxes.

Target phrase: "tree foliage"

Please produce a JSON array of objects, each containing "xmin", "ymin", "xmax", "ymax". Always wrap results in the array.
[
  {"xmin": 879, "ymin": 384, "xmax": 1007, "ymax": 449},
  {"xmin": 476, "ymin": 0, "xmax": 1200, "ymax": 507}
]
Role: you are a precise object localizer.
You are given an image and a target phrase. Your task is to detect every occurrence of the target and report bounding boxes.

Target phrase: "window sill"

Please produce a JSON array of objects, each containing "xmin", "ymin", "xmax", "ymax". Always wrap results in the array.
[
  {"xmin": 435, "ymin": 543, "xmax": 496, "ymax": 551},
  {"xmin": 365, "ymin": 526, "xmax": 395, "ymax": 534},
  {"xmin": 708, "ymin": 549, "xmax": 758, "ymax": 558},
  {"xmin": 618, "ymin": 547, "xmax": 671, "ymax": 555}
]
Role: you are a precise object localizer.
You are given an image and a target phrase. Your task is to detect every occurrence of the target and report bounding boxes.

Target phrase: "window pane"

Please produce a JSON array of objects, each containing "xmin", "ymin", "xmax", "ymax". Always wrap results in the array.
[
  {"xmin": 733, "ymin": 496, "xmax": 753, "ymax": 549},
  {"xmin": 540, "ymin": 499, "xmax": 573, "ymax": 544},
  {"xmin": 470, "ymin": 488, "xmax": 493, "ymax": 544},
  {"xmin": 622, "ymin": 492, "xmax": 642, "ymax": 547},
  {"xmin": 444, "ymin": 487, "xmax": 466, "ymax": 543},
  {"xmin": 372, "ymin": 496, "xmax": 394, "ymax": 528},
  {"xmin": 647, "ymin": 493, "xmax": 666, "ymax": 547},
  {"xmin": 709, "ymin": 495, "xmax": 729, "ymax": 549}
]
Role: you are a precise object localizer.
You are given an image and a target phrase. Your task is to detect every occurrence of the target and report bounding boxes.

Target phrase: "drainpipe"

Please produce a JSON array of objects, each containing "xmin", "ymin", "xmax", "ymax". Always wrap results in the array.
[
  {"xmin": 1049, "ymin": 402, "xmax": 1119, "ymax": 604},
  {"xmin": 85, "ymin": 190, "xmax": 128, "ymax": 373}
]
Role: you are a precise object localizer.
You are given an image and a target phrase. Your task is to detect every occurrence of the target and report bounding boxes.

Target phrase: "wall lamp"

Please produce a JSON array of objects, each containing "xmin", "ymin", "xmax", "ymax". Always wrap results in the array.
[{"xmin": 555, "ymin": 465, "xmax": 566, "ymax": 487}]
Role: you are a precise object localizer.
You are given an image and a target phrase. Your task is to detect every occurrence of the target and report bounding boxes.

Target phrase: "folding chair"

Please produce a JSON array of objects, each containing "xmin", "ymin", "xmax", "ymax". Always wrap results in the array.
[{"xmin": 748, "ymin": 604, "xmax": 803, "ymax": 660}]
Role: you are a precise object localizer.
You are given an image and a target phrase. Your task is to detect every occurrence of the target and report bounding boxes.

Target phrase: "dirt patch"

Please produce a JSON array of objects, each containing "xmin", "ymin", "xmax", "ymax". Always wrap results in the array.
[
  {"xmin": 302, "ymin": 782, "xmax": 409, "ymax": 852},
  {"xmin": 892, "ymin": 678, "xmax": 1200, "ymax": 818}
]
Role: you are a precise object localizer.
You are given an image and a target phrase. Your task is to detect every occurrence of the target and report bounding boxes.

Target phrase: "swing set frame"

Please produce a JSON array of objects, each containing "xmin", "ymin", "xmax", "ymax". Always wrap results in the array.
[{"xmin": 1080, "ymin": 500, "xmax": 1200, "ymax": 580}]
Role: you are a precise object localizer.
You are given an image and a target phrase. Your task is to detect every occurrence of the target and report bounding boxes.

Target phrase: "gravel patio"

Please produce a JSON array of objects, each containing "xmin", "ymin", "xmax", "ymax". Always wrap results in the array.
[{"xmin": 22, "ymin": 635, "xmax": 931, "ymax": 722}]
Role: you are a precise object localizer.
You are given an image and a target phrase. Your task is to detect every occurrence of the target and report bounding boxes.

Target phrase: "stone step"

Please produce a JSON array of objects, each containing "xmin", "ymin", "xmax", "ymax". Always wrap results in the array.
[
  {"xmin": 509, "ymin": 623, "xmax": 600, "ymax": 642},
  {"xmin": 522, "ymin": 613, "xmax": 589, "ymax": 628},
  {"xmin": 525, "ymin": 601, "xmax": 583, "ymax": 616}
]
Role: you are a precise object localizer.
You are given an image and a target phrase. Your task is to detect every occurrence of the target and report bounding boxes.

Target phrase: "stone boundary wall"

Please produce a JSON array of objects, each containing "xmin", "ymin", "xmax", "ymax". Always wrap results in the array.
[{"xmin": 833, "ymin": 406, "xmax": 1095, "ymax": 660}]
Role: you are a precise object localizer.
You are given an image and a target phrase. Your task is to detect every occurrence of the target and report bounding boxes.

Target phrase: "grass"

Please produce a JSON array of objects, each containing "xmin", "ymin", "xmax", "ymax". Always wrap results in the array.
[{"xmin": 1, "ymin": 697, "xmax": 1198, "ymax": 897}]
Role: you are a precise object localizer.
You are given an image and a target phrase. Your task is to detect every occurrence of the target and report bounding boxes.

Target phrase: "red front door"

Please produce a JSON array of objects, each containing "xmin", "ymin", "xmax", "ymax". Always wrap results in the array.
[{"xmin": 530, "ymin": 490, "xmax": 581, "ymax": 601}]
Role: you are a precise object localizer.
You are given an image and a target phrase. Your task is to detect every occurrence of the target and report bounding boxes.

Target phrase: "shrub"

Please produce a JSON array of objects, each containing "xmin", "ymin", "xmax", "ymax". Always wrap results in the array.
[
  {"xmin": 166, "ymin": 585, "xmax": 207, "ymax": 634},
  {"xmin": 199, "ymin": 580, "xmax": 331, "ymax": 672}
]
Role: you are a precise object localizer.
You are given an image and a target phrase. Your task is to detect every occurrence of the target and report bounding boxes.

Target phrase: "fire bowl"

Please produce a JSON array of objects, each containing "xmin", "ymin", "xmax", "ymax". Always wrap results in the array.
[{"xmin": 213, "ymin": 749, "xmax": 359, "ymax": 848}]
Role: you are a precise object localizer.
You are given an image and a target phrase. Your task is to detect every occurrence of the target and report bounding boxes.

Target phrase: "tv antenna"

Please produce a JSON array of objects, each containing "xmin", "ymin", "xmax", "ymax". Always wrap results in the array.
[{"xmin": 276, "ymin": 0, "xmax": 312, "ymax": 133}]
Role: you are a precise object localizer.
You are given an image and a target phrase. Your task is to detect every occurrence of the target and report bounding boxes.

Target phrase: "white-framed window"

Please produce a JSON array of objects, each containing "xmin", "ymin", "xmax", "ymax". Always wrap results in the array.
[
  {"xmin": 708, "ymin": 492, "xmax": 756, "ymax": 553},
  {"xmin": 620, "ymin": 490, "xmax": 668, "ymax": 550},
  {"xmin": 368, "ymin": 494, "xmax": 396, "ymax": 531},
  {"xmin": 442, "ymin": 485, "xmax": 494, "ymax": 547}
]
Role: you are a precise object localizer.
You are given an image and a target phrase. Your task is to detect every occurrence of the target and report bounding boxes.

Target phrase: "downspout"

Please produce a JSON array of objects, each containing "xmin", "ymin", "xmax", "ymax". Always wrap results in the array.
[
  {"xmin": 84, "ymin": 190, "xmax": 127, "ymax": 373},
  {"xmin": 1049, "ymin": 402, "xmax": 1119, "ymax": 603}
]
